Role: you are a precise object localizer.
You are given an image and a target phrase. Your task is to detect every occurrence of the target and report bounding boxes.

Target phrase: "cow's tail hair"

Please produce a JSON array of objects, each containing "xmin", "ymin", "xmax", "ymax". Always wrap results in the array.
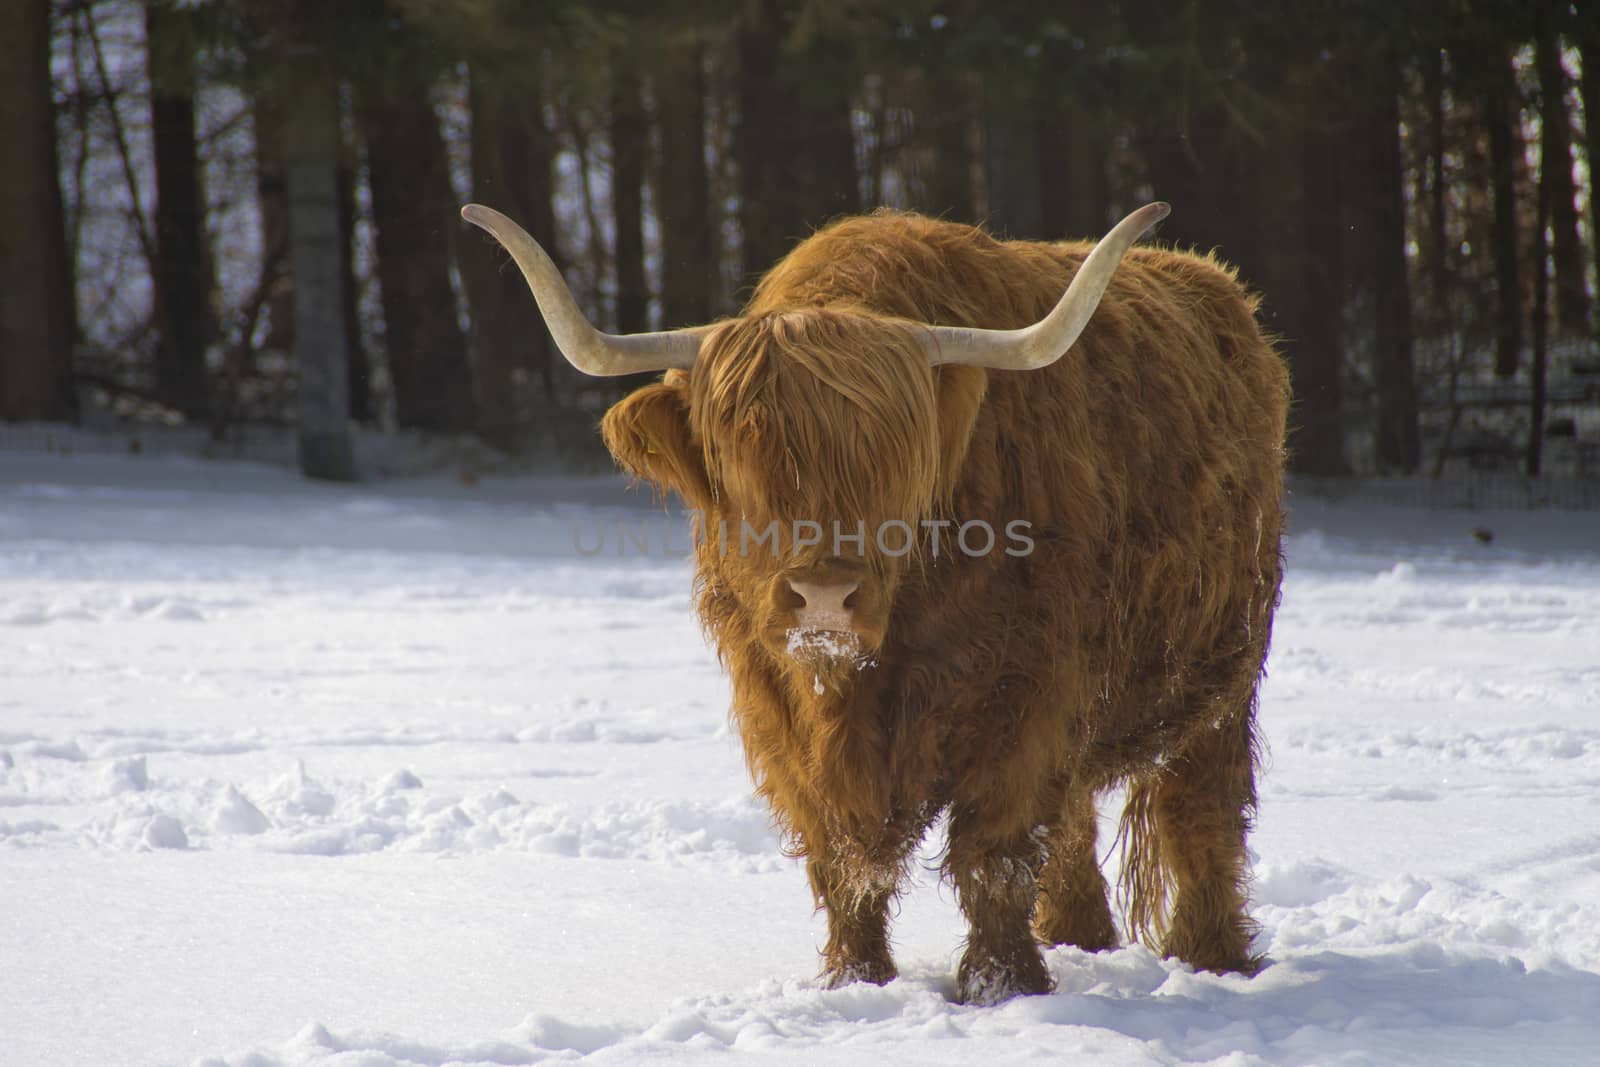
[{"xmin": 1114, "ymin": 776, "xmax": 1170, "ymax": 947}]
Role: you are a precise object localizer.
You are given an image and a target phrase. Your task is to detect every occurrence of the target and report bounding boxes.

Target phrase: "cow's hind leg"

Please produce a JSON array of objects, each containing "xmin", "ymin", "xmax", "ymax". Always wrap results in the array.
[
  {"xmin": 946, "ymin": 807, "xmax": 1052, "ymax": 1004},
  {"xmin": 1033, "ymin": 782, "xmax": 1117, "ymax": 953},
  {"xmin": 1123, "ymin": 706, "xmax": 1262, "ymax": 974}
]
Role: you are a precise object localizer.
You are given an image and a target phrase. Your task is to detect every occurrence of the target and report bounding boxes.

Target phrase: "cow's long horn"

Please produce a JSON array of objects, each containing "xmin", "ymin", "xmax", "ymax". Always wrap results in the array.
[
  {"xmin": 922, "ymin": 202, "xmax": 1170, "ymax": 370},
  {"xmin": 461, "ymin": 204, "xmax": 706, "ymax": 375}
]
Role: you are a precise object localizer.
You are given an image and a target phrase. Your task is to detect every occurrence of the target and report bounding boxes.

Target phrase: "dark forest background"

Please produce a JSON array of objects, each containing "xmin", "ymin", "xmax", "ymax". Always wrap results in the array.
[{"xmin": 0, "ymin": 0, "xmax": 1597, "ymax": 483}]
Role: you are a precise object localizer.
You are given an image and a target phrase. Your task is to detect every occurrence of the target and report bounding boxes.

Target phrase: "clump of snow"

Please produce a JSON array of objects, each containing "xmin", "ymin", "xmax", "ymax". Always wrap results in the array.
[
  {"xmin": 380, "ymin": 769, "xmax": 423, "ymax": 792},
  {"xmin": 141, "ymin": 814, "xmax": 188, "ymax": 850},
  {"xmin": 1377, "ymin": 560, "xmax": 1419, "ymax": 584},
  {"xmin": 210, "ymin": 786, "xmax": 270, "ymax": 836},
  {"xmin": 1253, "ymin": 857, "xmax": 1353, "ymax": 908},
  {"xmin": 102, "ymin": 755, "xmax": 148, "ymax": 794},
  {"xmin": 271, "ymin": 762, "xmax": 336, "ymax": 818}
]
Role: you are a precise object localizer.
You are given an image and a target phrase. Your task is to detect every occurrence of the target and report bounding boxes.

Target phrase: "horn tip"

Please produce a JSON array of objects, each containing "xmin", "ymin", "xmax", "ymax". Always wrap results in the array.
[
  {"xmin": 460, "ymin": 203, "xmax": 493, "ymax": 229},
  {"xmin": 1121, "ymin": 201, "xmax": 1170, "ymax": 240}
]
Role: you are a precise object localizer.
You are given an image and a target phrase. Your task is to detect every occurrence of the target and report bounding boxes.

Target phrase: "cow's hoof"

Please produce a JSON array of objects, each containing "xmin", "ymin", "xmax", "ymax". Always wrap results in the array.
[
  {"xmin": 956, "ymin": 953, "xmax": 1053, "ymax": 1005},
  {"xmin": 1165, "ymin": 945, "xmax": 1265, "ymax": 978},
  {"xmin": 1033, "ymin": 903, "xmax": 1119, "ymax": 954},
  {"xmin": 820, "ymin": 958, "xmax": 896, "ymax": 989},
  {"xmin": 1162, "ymin": 917, "xmax": 1263, "ymax": 977}
]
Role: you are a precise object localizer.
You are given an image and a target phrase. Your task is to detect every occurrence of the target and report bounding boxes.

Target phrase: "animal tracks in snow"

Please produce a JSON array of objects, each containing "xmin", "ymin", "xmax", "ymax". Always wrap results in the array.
[
  {"xmin": 1272, "ymin": 723, "xmax": 1600, "ymax": 776},
  {"xmin": 0, "ymin": 738, "xmax": 775, "ymax": 867}
]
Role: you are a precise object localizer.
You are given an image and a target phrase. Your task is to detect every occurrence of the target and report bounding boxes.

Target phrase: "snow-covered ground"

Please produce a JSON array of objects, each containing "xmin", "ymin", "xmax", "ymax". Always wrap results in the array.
[{"xmin": 3, "ymin": 449, "xmax": 1599, "ymax": 1066}]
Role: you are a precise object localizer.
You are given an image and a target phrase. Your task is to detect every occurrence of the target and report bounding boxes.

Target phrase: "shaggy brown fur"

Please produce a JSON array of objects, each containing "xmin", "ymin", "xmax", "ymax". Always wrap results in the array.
[{"xmin": 600, "ymin": 210, "xmax": 1288, "ymax": 1003}]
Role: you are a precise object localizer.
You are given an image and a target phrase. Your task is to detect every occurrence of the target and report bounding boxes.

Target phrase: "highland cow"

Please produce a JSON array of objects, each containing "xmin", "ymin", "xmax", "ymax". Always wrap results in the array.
[{"xmin": 463, "ymin": 201, "xmax": 1289, "ymax": 1004}]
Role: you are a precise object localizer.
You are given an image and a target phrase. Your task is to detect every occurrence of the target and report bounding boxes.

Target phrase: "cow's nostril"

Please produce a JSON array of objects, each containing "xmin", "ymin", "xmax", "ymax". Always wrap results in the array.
[
  {"xmin": 778, "ymin": 580, "xmax": 807, "ymax": 611},
  {"xmin": 787, "ymin": 578, "xmax": 861, "ymax": 623}
]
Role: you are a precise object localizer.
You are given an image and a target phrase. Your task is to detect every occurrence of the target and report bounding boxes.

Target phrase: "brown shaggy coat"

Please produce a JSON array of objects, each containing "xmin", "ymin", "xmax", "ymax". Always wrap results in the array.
[{"xmin": 600, "ymin": 210, "xmax": 1289, "ymax": 1003}]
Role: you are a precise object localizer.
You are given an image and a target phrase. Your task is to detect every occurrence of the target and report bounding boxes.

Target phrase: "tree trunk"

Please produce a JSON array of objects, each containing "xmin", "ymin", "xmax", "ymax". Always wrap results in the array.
[
  {"xmin": 465, "ymin": 72, "xmax": 527, "ymax": 451},
  {"xmin": 465, "ymin": 62, "xmax": 561, "ymax": 448},
  {"xmin": 736, "ymin": 0, "xmax": 858, "ymax": 280},
  {"xmin": 734, "ymin": 2, "xmax": 790, "ymax": 278},
  {"xmin": 1249, "ymin": 61, "xmax": 1346, "ymax": 477},
  {"xmin": 1527, "ymin": 161, "xmax": 1550, "ymax": 476},
  {"xmin": 253, "ymin": 95, "xmax": 365, "ymax": 419},
  {"xmin": 0, "ymin": 0, "xmax": 77, "ymax": 422},
  {"xmin": 1039, "ymin": 99, "xmax": 1108, "ymax": 239},
  {"xmin": 1577, "ymin": 20, "xmax": 1600, "ymax": 341},
  {"xmin": 284, "ymin": 70, "xmax": 354, "ymax": 481},
  {"xmin": 608, "ymin": 48, "xmax": 653, "ymax": 397},
  {"xmin": 735, "ymin": 4, "xmax": 783, "ymax": 279},
  {"xmin": 1366, "ymin": 84, "xmax": 1420, "ymax": 474},
  {"xmin": 253, "ymin": 97, "xmax": 293, "ymax": 358},
  {"xmin": 1140, "ymin": 103, "xmax": 1260, "ymax": 284},
  {"xmin": 1534, "ymin": 14, "xmax": 1589, "ymax": 336},
  {"xmin": 362, "ymin": 78, "xmax": 475, "ymax": 433},
  {"xmin": 335, "ymin": 153, "xmax": 370, "ymax": 422},
  {"xmin": 655, "ymin": 44, "xmax": 714, "ymax": 327},
  {"xmin": 788, "ymin": 65, "xmax": 858, "ymax": 234},
  {"xmin": 927, "ymin": 70, "xmax": 975, "ymax": 222},
  {"xmin": 1422, "ymin": 48, "xmax": 1449, "ymax": 331},
  {"xmin": 611, "ymin": 51, "xmax": 648, "ymax": 334},
  {"xmin": 1484, "ymin": 47, "xmax": 1523, "ymax": 378},
  {"xmin": 1293, "ymin": 92, "xmax": 1348, "ymax": 474},
  {"xmin": 984, "ymin": 92, "xmax": 1043, "ymax": 239},
  {"xmin": 146, "ymin": 0, "xmax": 212, "ymax": 416}
]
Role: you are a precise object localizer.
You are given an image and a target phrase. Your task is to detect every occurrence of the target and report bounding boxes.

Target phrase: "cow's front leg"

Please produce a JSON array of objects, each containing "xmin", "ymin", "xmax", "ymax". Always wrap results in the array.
[
  {"xmin": 946, "ymin": 807, "xmax": 1052, "ymax": 1004},
  {"xmin": 808, "ymin": 840, "xmax": 901, "ymax": 987}
]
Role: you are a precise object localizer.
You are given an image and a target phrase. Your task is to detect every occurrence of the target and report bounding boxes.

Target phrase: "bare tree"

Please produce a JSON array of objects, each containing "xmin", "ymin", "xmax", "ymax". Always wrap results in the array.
[
  {"xmin": 984, "ymin": 85, "xmax": 1042, "ymax": 238},
  {"xmin": 927, "ymin": 70, "xmax": 976, "ymax": 222},
  {"xmin": 1482, "ymin": 46, "xmax": 1523, "ymax": 378},
  {"xmin": 1534, "ymin": 10, "xmax": 1589, "ymax": 335},
  {"xmin": 1366, "ymin": 81, "xmax": 1420, "ymax": 474},
  {"xmin": 283, "ymin": 67, "xmax": 354, "ymax": 480},
  {"xmin": 465, "ymin": 53, "xmax": 562, "ymax": 449},
  {"xmin": 146, "ymin": 0, "xmax": 213, "ymax": 415},
  {"xmin": 735, "ymin": 0, "xmax": 858, "ymax": 280},
  {"xmin": 655, "ymin": 42, "xmax": 714, "ymax": 327},
  {"xmin": 1527, "ymin": 150, "xmax": 1550, "ymax": 476},
  {"xmin": 1039, "ymin": 99, "xmax": 1108, "ymax": 240},
  {"xmin": 0, "ymin": 0, "xmax": 77, "ymax": 422},
  {"xmin": 1576, "ymin": 7, "xmax": 1600, "ymax": 338},
  {"xmin": 252, "ymin": 92, "xmax": 367, "ymax": 422},
  {"xmin": 362, "ymin": 71, "xmax": 475, "ymax": 433},
  {"xmin": 611, "ymin": 48, "xmax": 648, "ymax": 334}
]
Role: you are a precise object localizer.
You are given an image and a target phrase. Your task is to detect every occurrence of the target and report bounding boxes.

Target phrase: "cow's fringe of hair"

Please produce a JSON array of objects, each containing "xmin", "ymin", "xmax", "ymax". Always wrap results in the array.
[{"xmin": 1114, "ymin": 776, "xmax": 1170, "ymax": 947}]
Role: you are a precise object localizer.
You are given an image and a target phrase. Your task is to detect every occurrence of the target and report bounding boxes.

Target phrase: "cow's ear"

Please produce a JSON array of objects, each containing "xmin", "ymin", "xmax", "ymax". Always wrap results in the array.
[
  {"xmin": 601, "ymin": 377, "xmax": 712, "ymax": 510},
  {"xmin": 933, "ymin": 365, "xmax": 988, "ymax": 502}
]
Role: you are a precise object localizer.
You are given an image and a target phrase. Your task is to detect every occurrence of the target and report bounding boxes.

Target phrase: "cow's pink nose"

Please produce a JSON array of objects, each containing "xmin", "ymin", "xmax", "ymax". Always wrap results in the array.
[{"xmin": 785, "ymin": 578, "xmax": 860, "ymax": 631}]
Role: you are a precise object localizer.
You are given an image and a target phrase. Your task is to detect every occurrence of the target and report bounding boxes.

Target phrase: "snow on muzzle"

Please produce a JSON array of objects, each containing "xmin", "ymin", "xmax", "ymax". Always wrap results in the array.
[{"xmin": 769, "ymin": 556, "xmax": 888, "ymax": 666}]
